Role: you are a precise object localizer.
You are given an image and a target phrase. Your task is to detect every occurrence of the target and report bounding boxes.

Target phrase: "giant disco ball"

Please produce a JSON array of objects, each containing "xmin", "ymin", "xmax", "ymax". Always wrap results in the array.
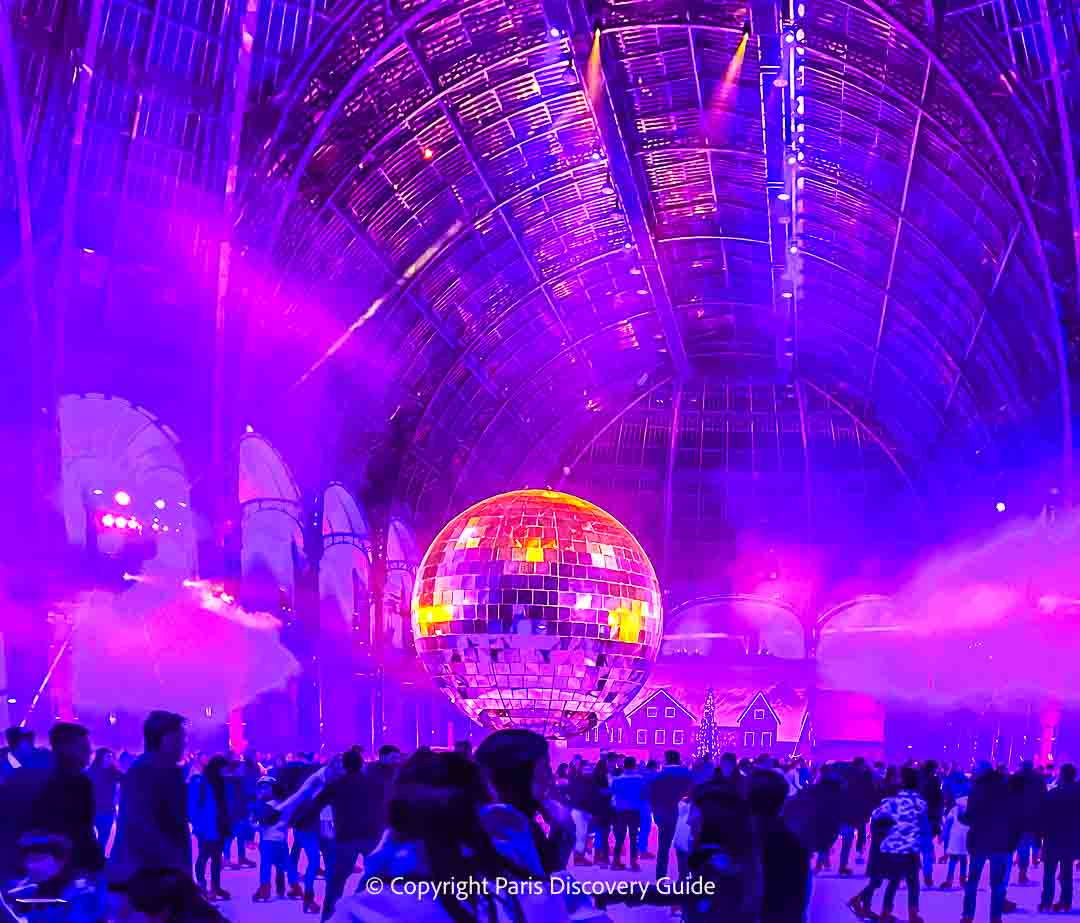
[{"xmin": 412, "ymin": 489, "xmax": 663, "ymax": 737}]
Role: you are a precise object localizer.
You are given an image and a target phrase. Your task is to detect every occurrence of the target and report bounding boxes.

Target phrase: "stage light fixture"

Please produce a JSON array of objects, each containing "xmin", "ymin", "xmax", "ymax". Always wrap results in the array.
[
  {"xmin": 102, "ymin": 514, "xmax": 115, "ymax": 527},
  {"xmin": 114, "ymin": 490, "xmax": 131, "ymax": 506},
  {"xmin": 155, "ymin": 499, "xmax": 166, "ymax": 510},
  {"xmin": 92, "ymin": 489, "xmax": 103, "ymax": 496},
  {"xmin": 549, "ymin": 26, "xmax": 560, "ymax": 37},
  {"xmin": 422, "ymin": 147, "xmax": 435, "ymax": 160},
  {"xmin": 116, "ymin": 517, "xmax": 128, "ymax": 529},
  {"xmin": 996, "ymin": 501, "xmax": 1007, "ymax": 513}
]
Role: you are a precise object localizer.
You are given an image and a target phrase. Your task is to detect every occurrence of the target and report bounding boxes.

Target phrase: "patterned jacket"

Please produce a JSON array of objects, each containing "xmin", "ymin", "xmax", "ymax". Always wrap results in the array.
[{"xmin": 873, "ymin": 789, "xmax": 930, "ymax": 855}]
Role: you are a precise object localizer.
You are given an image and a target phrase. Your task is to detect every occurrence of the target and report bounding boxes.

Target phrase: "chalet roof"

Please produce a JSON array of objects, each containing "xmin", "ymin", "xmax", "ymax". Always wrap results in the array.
[{"xmin": 736, "ymin": 690, "xmax": 783, "ymax": 728}]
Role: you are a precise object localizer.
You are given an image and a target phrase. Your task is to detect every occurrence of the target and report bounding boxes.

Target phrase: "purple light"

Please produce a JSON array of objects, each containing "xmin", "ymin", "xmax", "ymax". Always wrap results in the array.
[
  {"xmin": 102, "ymin": 513, "xmax": 115, "ymax": 527},
  {"xmin": 996, "ymin": 501, "xmax": 1006, "ymax": 513},
  {"xmin": 114, "ymin": 490, "xmax": 131, "ymax": 507}
]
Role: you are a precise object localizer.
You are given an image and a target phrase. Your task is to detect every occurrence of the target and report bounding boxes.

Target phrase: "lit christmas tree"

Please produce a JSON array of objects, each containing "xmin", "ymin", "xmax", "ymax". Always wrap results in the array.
[{"xmin": 695, "ymin": 687, "xmax": 719, "ymax": 761}]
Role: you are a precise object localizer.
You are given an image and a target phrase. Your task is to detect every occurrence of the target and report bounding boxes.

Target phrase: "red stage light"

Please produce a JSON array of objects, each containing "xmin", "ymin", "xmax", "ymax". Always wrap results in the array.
[{"xmin": 422, "ymin": 147, "xmax": 435, "ymax": 160}]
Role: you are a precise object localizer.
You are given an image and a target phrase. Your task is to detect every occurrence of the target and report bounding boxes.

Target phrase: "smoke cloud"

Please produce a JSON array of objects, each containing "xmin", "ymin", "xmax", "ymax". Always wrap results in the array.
[{"xmin": 818, "ymin": 508, "xmax": 1080, "ymax": 709}]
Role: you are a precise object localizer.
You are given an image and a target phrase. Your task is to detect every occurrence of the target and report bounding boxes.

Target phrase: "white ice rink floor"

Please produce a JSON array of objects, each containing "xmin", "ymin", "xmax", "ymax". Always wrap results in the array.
[{"xmin": 215, "ymin": 849, "xmax": 1067, "ymax": 923}]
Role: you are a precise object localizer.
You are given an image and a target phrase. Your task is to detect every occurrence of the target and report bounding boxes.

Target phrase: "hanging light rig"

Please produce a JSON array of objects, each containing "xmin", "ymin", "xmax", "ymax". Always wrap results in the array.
[{"xmin": 779, "ymin": 0, "xmax": 806, "ymax": 367}]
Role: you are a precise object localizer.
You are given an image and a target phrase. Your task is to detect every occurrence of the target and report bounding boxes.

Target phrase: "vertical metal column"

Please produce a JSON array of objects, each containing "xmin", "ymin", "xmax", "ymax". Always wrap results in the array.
[{"xmin": 661, "ymin": 384, "xmax": 683, "ymax": 583}]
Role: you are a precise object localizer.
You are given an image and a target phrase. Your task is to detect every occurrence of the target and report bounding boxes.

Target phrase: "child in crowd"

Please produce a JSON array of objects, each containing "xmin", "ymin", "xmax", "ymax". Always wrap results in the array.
[
  {"xmin": 2, "ymin": 832, "xmax": 104, "ymax": 923},
  {"xmin": 252, "ymin": 777, "xmax": 290, "ymax": 901},
  {"xmin": 251, "ymin": 758, "xmax": 340, "ymax": 902},
  {"xmin": 940, "ymin": 796, "xmax": 969, "ymax": 890}
]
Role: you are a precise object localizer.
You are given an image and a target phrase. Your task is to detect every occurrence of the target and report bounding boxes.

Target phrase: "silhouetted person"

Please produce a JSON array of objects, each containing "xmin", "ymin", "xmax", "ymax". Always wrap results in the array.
[
  {"xmin": 0, "ymin": 728, "xmax": 41, "ymax": 780},
  {"xmin": 1011, "ymin": 759, "xmax": 1045, "ymax": 885},
  {"xmin": 110, "ymin": 711, "xmax": 190, "ymax": 880},
  {"xmin": 318, "ymin": 750, "xmax": 373, "ymax": 920},
  {"xmin": 749, "ymin": 768, "xmax": 809, "ymax": 923},
  {"xmin": 962, "ymin": 762, "xmax": 1019, "ymax": 923},
  {"xmin": 89, "ymin": 748, "xmax": 121, "ymax": 850},
  {"xmin": 475, "ymin": 729, "xmax": 574, "ymax": 877},
  {"xmin": 188, "ymin": 755, "xmax": 230, "ymax": 901},
  {"xmin": 1039, "ymin": 764, "xmax": 1080, "ymax": 913},
  {"xmin": 4, "ymin": 722, "xmax": 103, "ymax": 881},
  {"xmin": 364, "ymin": 746, "xmax": 400, "ymax": 844},
  {"xmin": 648, "ymin": 750, "xmax": 692, "ymax": 881}
]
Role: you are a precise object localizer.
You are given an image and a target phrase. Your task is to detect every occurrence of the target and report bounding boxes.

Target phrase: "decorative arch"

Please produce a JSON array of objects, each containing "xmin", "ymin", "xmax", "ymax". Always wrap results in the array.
[
  {"xmin": 239, "ymin": 432, "xmax": 304, "ymax": 611},
  {"xmin": 319, "ymin": 483, "xmax": 371, "ymax": 635},
  {"xmin": 59, "ymin": 393, "xmax": 196, "ymax": 577},
  {"xmin": 384, "ymin": 515, "xmax": 420, "ymax": 650}
]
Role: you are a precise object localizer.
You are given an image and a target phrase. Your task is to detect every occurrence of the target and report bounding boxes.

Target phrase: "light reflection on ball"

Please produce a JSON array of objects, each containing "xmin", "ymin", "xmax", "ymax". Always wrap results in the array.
[{"xmin": 412, "ymin": 489, "xmax": 663, "ymax": 737}]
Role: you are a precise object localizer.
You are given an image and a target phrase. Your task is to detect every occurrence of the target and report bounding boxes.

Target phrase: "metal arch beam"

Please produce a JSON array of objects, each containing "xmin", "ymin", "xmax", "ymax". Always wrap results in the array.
[
  {"xmin": 637, "ymin": 144, "xmax": 768, "ymax": 164},
  {"xmin": 797, "ymin": 379, "xmax": 917, "ymax": 495},
  {"xmin": 274, "ymin": 38, "xmax": 581, "ymax": 240},
  {"xmin": 661, "ymin": 382, "xmax": 682, "ymax": 580},
  {"xmin": 444, "ymin": 311, "xmax": 658, "ymax": 508},
  {"xmin": 747, "ymin": 0, "xmax": 789, "ymax": 376},
  {"xmin": 796, "ymin": 177, "xmax": 1005, "ymax": 313},
  {"xmin": 325, "ymin": 201, "xmax": 504, "ymax": 402},
  {"xmin": 856, "ymin": 0, "xmax": 1072, "ymax": 497},
  {"xmin": 264, "ymin": 0, "xmax": 455, "ymax": 250},
  {"xmin": 803, "ymin": 46, "xmax": 1051, "ymax": 193},
  {"xmin": 401, "ymin": 36, "xmax": 586, "ymax": 373},
  {"xmin": 561, "ymin": 0, "xmax": 692, "ymax": 381},
  {"xmin": 657, "ymin": 234, "xmax": 770, "ymax": 247},
  {"xmin": 796, "ymin": 251, "xmax": 969, "ymax": 381},
  {"xmin": 814, "ymin": 594, "xmax": 894, "ymax": 632},
  {"xmin": 402, "ymin": 242, "xmax": 632, "ymax": 453},
  {"xmin": 867, "ymin": 60, "xmax": 933, "ymax": 400},
  {"xmin": 941, "ymin": 221, "xmax": 1022, "ymax": 418},
  {"xmin": 795, "ymin": 380, "xmax": 813, "ymax": 542},
  {"xmin": 1037, "ymin": 0, "xmax": 1080, "ymax": 355},
  {"xmin": 553, "ymin": 376, "xmax": 675, "ymax": 486},
  {"xmin": 0, "ymin": 10, "xmax": 35, "ymax": 318},
  {"xmin": 295, "ymin": 164, "xmax": 619, "ymax": 398},
  {"xmin": 806, "ymin": 314, "xmax": 947, "ymax": 438},
  {"xmin": 253, "ymin": 0, "xmax": 372, "ymax": 161}
]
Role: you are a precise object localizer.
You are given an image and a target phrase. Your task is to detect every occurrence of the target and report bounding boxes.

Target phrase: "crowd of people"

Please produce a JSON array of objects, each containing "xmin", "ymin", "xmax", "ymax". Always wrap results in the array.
[{"xmin": 1, "ymin": 714, "xmax": 1078, "ymax": 923}]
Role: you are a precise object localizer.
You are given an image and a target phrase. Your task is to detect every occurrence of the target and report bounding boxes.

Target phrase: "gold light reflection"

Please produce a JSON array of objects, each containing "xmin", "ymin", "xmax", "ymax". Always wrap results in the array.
[{"xmin": 415, "ymin": 604, "xmax": 453, "ymax": 637}]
